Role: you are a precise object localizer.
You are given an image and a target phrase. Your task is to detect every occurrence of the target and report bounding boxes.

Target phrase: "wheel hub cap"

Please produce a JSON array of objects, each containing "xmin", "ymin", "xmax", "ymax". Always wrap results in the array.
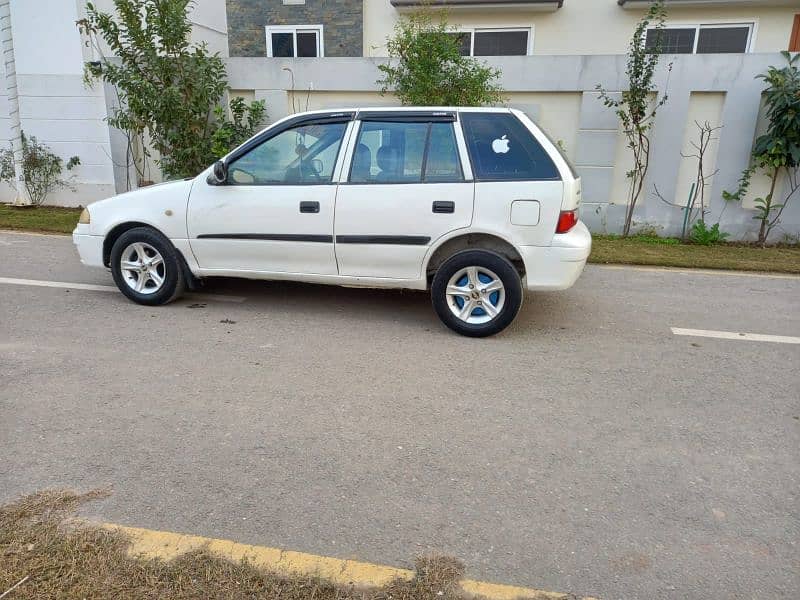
[
  {"xmin": 445, "ymin": 266, "xmax": 506, "ymax": 325},
  {"xmin": 120, "ymin": 242, "xmax": 166, "ymax": 295}
]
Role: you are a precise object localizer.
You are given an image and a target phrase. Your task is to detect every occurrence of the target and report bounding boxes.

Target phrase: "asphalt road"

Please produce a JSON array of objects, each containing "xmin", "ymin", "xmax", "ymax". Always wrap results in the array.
[{"xmin": 1, "ymin": 230, "xmax": 799, "ymax": 600}]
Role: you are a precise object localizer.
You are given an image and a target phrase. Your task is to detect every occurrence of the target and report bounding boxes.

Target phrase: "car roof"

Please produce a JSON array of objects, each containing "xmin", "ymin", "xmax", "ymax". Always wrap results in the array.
[{"xmin": 287, "ymin": 106, "xmax": 514, "ymax": 118}]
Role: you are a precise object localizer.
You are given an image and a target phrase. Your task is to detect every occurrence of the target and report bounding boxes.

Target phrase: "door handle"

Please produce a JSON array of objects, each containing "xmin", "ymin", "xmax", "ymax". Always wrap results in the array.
[
  {"xmin": 432, "ymin": 201, "xmax": 455, "ymax": 214},
  {"xmin": 300, "ymin": 201, "xmax": 320, "ymax": 214}
]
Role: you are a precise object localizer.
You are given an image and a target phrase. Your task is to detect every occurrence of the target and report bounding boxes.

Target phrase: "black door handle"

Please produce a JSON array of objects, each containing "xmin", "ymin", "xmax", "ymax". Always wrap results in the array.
[
  {"xmin": 432, "ymin": 201, "xmax": 455, "ymax": 214},
  {"xmin": 300, "ymin": 201, "xmax": 320, "ymax": 213}
]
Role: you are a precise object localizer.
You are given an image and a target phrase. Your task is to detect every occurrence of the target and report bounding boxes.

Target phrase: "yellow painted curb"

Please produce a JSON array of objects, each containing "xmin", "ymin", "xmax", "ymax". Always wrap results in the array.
[{"xmin": 103, "ymin": 523, "xmax": 596, "ymax": 600}]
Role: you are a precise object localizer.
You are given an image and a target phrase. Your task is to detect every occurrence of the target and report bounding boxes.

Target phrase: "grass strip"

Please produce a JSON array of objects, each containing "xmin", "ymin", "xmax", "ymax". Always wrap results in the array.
[
  {"xmin": 589, "ymin": 235, "xmax": 800, "ymax": 274},
  {"xmin": 0, "ymin": 205, "xmax": 81, "ymax": 235}
]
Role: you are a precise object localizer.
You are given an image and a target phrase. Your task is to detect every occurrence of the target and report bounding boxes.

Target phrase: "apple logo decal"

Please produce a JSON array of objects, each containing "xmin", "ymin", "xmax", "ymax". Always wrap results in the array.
[{"xmin": 491, "ymin": 134, "xmax": 510, "ymax": 154}]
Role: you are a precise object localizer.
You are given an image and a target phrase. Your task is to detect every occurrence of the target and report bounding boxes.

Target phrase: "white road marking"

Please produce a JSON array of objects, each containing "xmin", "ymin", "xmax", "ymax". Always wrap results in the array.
[
  {"xmin": 0, "ymin": 276, "xmax": 245, "ymax": 303},
  {"xmin": 595, "ymin": 264, "xmax": 799, "ymax": 280},
  {"xmin": 671, "ymin": 327, "xmax": 800, "ymax": 345}
]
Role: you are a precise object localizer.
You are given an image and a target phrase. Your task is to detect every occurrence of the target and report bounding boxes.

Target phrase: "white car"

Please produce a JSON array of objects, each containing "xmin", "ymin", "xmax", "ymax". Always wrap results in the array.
[{"xmin": 74, "ymin": 107, "xmax": 590, "ymax": 337}]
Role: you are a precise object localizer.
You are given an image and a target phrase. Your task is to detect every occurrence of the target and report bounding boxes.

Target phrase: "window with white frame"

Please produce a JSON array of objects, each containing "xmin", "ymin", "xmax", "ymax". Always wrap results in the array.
[
  {"xmin": 265, "ymin": 25, "xmax": 324, "ymax": 57},
  {"xmin": 447, "ymin": 28, "xmax": 532, "ymax": 56},
  {"xmin": 645, "ymin": 23, "xmax": 754, "ymax": 54}
]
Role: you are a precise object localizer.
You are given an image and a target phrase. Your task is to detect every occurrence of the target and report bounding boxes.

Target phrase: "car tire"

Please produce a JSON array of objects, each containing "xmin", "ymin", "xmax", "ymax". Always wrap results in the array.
[
  {"xmin": 431, "ymin": 249, "xmax": 523, "ymax": 337},
  {"xmin": 110, "ymin": 227, "xmax": 185, "ymax": 306}
]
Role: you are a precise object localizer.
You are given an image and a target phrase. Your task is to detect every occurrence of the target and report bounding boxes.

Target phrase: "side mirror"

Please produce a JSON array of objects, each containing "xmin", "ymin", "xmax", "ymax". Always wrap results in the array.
[{"xmin": 210, "ymin": 160, "xmax": 227, "ymax": 184}]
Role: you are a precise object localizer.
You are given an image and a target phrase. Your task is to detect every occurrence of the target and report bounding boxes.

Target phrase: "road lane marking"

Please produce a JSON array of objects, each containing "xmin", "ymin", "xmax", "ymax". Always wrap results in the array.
[
  {"xmin": 103, "ymin": 523, "xmax": 594, "ymax": 600},
  {"xmin": 595, "ymin": 264, "xmax": 799, "ymax": 280},
  {"xmin": 0, "ymin": 276, "xmax": 245, "ymax": 303},
  {"xmin": 671, "ymin": 327, "xmax": 800, "ymax": 344}
]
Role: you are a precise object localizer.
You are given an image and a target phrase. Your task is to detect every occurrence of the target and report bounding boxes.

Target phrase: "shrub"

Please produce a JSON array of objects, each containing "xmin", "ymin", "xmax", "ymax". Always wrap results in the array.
[
  {"xmin": 377, "ymin": 10, "xmax": 504, "ymax": 106},
  {"xmin": 0, "ymin": 133, "xmax": 80, "ymax": 206},
  {"xmin": 689, "ymin": 221, "xmax": 729, "ymax": 246}
]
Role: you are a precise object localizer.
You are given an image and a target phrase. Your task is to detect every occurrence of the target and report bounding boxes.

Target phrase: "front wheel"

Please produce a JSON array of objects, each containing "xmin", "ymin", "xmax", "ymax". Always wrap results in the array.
[
  {"xmin": 110, "ymin": 227, "xmax": 185, "ymax": 305},
  {"xmin": 431, "ymin": 250, "xmax": 523, "ymax": 337}
]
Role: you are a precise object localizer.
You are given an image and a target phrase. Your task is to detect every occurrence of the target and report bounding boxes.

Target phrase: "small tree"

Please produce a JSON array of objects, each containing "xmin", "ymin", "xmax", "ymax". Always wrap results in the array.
[
  {"xmin": 654, "ymin": 120, "xmax": 722, "ymax": 241},
  {"xmin": 723, "ymin": 52, "xmax": 800, "ymax": 246},
  {"xmin": 377, "ymin": 10, "xmax": 504, "ymax": 106},
  {"xmin": 596, "ymin": 0, "xmax": 670, "ymax": 237},
  {"xmin": 78, "ymin": 0, "xmax": 265, "ymax": 181},
  {"xmin": 0, "ymin": 133, "xmax": 80, "ymax": 206}
]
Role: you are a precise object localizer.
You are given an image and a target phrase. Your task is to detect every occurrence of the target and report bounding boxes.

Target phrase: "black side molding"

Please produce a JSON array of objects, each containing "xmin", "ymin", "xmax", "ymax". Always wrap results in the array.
[
  {"xmin": 196, "ymin": 233, "xmax": 333, "ymax": 243},
  {"xmin": 432, "ymin": 201, "xmax": 455, "ymax": 214},
  {"xmin": 335, "ymin": 235, "xmax": 431, "ymax": 245}
]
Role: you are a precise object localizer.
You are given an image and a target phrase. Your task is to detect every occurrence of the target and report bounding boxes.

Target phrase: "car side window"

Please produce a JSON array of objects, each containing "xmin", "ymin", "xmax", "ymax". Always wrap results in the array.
[
  {"xmin": 349, "ymin": 120, "xmax": 463, "ymax": 184},
  {"xmin": 460, "ymin": 112, "xmax": 560, "ymax": 181},
  {"xmin": 226, "ymin": 121, "xmax": 347, "ymax": 185}
]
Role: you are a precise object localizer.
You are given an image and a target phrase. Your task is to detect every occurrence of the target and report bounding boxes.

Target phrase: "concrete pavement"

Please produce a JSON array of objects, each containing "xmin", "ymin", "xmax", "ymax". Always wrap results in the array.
[{"xmin": 1, "ymin": 230, "xmax": 798, "ymax": 599}]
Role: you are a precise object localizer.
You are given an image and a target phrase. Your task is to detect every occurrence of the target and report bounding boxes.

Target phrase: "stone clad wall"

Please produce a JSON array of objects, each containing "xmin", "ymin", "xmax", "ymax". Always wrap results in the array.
[{"xmin": 226, "ymin": 0, "xmax": 363, "ymax": 57}]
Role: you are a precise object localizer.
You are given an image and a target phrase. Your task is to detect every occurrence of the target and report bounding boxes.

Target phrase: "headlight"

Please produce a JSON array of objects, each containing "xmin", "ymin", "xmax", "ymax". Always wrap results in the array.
[{"xmin": 78, "ymin": 208, "xmax": 90, "ymax": 224}]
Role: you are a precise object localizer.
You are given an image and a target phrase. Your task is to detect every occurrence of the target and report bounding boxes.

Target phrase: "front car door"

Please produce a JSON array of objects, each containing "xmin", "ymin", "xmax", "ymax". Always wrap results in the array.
[
  {"xmin": 187, "ymin": 114, "xmax": 353, "ymax": 275},
  {"xmin": 333, "ymin": 111, "xmax": 474, "ymax": 280}
]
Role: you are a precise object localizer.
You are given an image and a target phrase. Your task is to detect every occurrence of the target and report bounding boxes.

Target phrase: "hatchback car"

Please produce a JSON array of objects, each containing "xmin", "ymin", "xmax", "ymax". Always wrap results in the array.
[{"xmin": 73, "ymin": 107, "xmax": 590, "ymax": 337}]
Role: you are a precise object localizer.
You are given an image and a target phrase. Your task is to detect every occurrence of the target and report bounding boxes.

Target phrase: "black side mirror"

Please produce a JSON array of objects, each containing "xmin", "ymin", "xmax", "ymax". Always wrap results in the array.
[{"xmin": 210, "ymin": 160, "xmax": 227, "ymax": 185}]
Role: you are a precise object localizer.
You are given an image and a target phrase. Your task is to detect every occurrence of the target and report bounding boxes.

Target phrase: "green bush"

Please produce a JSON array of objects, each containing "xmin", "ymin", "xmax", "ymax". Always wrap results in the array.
[
  {"xmin": 0, "ymin": 133, "xmax": 80, "ymax": 206},
  {"xmin": 377, "ymin": 10, "xmax": 504, "ymax": 106},
  {"xmin": 690, "ymin": 221, "xmax": 729, "ymax": 246}
]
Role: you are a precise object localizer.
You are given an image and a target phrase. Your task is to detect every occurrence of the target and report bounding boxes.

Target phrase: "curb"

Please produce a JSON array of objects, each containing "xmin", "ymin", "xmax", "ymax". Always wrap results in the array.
[{"xmin": 103, "ymin": 523, "xmax": 597, "ymax": 600}]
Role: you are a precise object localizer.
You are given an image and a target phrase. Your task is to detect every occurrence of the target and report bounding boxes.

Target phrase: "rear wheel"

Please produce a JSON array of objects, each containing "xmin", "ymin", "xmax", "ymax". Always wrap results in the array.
[
  {"xmin": 431, "ymin": 250, "xmax": 522, "ymax": 337},
  {"xmin": 110, "ymin": 227, "xmax": 185, "ymax": 305}
]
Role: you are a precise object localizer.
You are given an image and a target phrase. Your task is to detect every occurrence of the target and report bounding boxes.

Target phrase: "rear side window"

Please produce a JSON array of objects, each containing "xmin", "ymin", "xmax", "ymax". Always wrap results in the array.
[
  {"xmin": 460, "ymin": 112, "xmax": 560, "ymax": 181},
  {"xmin": 349, "ymin": 121, "xmax": 463, "ymax": 184}
]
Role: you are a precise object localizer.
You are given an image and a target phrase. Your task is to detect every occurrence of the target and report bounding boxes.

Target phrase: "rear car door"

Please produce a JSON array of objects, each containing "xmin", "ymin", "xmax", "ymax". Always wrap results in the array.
[
  {"xmin": 187, "ymin": 114, "xmax": 352, "ymax": 275},
  {"xmin": 333, "ymin": 112, "xmax": 474, "ymax": 280}
]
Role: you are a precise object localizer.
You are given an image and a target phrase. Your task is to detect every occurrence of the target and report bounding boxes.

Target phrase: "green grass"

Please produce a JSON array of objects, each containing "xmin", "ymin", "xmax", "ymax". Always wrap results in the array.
[
  {"xmin": 1, "ymin": 205, "xmax": 798, "ymax": 274},
  {"xmin": 590, "ymin": 235, "xmax": 800, "ymax": 274},
  {"xmin": 0, "ymin": 204, "xmax": 81, "ymax": 234}
]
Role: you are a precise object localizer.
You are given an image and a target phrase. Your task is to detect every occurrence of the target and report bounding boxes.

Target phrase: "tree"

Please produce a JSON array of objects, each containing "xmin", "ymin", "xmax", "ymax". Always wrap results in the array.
[
  {"xmin": 78, "ymin": 0, "xmax": 265, "ymax": 182},
  {"xmin": 723, "ymin": 52, "xmax": 800, "ymax": 246},
  {"xmin": 596, "ymin": 0, "xmax": 670, "ymax": 237},
  {"xmin": 377, "ymin": 10, "xmax": 504, "ymax": 106}
]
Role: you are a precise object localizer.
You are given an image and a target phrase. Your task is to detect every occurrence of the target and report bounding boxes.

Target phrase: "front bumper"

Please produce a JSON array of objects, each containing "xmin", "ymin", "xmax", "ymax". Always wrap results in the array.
[
  {"xmin": 519, "ymin": 221, "xmax": 591, "ymax": 291},
  {"xmin": 72, "ymin": 225, "xmax": 105, "ymax": 268}
]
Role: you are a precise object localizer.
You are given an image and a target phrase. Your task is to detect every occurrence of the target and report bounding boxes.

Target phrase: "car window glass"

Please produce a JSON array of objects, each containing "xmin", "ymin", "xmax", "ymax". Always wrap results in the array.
[
  {"xmin": 227, "ymin": 121, "xmax": 346, "ymax": 185},
  {"xmin": 350, "ymin": 121, "xmax": 462, "ymax": 184},
  {"xmin": 425, "ymin": 123, "xmax": 462, "ymax": 182},
  {"xmin": 350, "ymin": 121, "xmax": 426, "ymax": 183},
  {"xmin": 460, "ymin": 112, "xmax": 560, "ymax": 181}
]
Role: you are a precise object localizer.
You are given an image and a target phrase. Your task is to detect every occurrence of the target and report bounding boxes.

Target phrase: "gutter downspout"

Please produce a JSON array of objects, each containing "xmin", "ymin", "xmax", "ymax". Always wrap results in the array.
[{"xmin": 0, "ymin": 0, "xmax": 26, "ymax": 205}]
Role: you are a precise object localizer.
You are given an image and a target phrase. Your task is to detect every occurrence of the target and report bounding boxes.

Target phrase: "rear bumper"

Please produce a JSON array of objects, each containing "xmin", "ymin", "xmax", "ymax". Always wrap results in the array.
[
  {"xmin": 519, "ymin": 221, "xmax": 591, "ymax": 291},
  {"xmin": 73, "ymin": 226, "xmax": 105, "ymax": 268}
]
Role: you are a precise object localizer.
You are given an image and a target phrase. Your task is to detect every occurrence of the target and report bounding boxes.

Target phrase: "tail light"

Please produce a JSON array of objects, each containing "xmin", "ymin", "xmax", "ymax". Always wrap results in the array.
[{"xmin": 556, "ymin": 209, "xmax": 578, "ymax": 234}]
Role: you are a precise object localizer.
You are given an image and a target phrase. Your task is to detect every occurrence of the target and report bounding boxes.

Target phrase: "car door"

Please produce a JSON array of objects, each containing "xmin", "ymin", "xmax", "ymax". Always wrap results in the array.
[
  {"xmin": 187, "ymin": 115, "xmax": 352, "ymax": 275},
  {"xmin": 333, "ymin": 112, "xmax": 474, "ymax": 280}
]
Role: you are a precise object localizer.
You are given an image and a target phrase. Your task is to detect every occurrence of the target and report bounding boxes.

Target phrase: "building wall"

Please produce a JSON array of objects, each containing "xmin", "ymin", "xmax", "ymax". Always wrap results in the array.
[
  {"xmin": 364, "ymin": 1, "xmax": 797, "ymax": 56},
  {"xmin": 0, "ymin": 0, "xmax": 116, "ymax": 206},
  {"xmin": 223, "ymin": 53, "xmax": 799, "ymax": 242},
  {"xmin": 227, "ymin": 0, "xmax": 363, "ymax": 57}
]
